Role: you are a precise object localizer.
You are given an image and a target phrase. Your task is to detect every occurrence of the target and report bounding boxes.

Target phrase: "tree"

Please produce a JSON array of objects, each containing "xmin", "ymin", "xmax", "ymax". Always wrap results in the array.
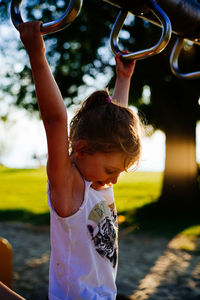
[
  {"xmin": 124, "ymin": 19, "xmax": 200, "ymax": 211},
  {"xmin": 1, "ymin": 0, "xmax": 118, "ymax": 111}
]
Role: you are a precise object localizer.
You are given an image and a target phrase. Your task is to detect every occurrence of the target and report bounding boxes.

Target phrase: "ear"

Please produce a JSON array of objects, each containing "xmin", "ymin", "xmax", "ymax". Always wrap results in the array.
[{"xmin": 74, "ymin": 140, "xmax": 88, "ymax": 159}]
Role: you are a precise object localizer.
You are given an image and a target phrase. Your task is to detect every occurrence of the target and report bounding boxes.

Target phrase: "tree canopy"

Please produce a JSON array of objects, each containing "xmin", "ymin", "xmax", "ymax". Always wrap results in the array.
[
  {"xmin": 0, "ymin": 1, "xmax": 199, "ymax": 119},
  {"xmin": 1, "ymin": 0, "xmax": 120, "ymax": 112}
]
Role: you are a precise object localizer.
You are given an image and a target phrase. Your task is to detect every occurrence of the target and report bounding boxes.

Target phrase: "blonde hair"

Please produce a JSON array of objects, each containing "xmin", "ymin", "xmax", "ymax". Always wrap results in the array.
[{"xmin": 69, "ymin": 90, "xmax": 142, "ymax": 169}]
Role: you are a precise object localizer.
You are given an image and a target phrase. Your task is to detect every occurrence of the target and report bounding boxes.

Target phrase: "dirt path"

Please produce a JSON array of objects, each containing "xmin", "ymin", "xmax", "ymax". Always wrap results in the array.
[{"xmin": 0, "ymin": 222, "xmax": 200, "ymax": 300}]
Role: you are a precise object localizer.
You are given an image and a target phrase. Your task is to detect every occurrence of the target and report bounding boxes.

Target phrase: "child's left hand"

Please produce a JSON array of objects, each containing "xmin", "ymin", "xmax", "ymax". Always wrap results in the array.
[
  {"xmin": 19, "ymin": 21, "xmax": 45, "ymax": 58},
  {"xmin": 115, "ymin": 51, "xmax": 136, "ymax": 79}
]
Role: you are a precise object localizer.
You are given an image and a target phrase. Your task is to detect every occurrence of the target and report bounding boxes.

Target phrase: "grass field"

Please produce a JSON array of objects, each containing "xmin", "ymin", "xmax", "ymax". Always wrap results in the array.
[
  {"xmin": 0, "ymin": 165, "xmax": 162, "ymax": 214},
  {"xmin": 114, "ymin": 171, "xmax": 162, "ymax": 212},
  {"xmin": 0, "ymin": 165, "xmax": 199, "ymax": 237},
  {"xmin": 0, "ymin": 165, "xmax": 48, "ymax": 213}
]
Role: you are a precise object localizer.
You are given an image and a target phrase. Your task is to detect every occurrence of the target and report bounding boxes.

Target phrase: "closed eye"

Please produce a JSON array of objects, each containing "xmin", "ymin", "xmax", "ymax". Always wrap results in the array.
[{"xmin": 105, "ymin": 169, "xmax": 116, "ymax": 175}]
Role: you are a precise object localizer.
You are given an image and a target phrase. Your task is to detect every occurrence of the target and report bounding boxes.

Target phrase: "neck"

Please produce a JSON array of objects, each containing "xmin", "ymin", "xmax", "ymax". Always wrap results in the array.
[{"xmin": 70, "ymin": 154, "xmax": 84, "ymax": 180}]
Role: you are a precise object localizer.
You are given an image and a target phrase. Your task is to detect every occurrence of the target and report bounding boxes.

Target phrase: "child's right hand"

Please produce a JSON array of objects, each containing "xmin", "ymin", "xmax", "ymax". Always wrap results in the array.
[
  {"xmin": 115, "ymin": 52, "xmax": 136, "ymax": 80},
  {"xmin": 19, "ymin": 22, "xmax": 45, "ymax": 58}
]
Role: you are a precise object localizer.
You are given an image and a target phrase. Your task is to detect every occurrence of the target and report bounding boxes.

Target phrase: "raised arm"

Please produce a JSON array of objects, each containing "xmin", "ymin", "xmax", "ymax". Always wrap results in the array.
[
  {"xmin": 19, "ymin": 23, "xmax": 67, "ymax": 130},
  {"xmin": 19, "ymin": 22, "xmax": 75, "ymax": 217},
  {"xmin": 112, "ymin": 52, "xmax": 136, "ymax": 107}
]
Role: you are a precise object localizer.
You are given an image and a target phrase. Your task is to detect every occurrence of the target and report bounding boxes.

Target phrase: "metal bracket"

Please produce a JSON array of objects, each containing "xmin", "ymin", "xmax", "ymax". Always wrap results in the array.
[
  {"xmin": 170, "ymin": 37, "xmax": 200, "ymax": 79},
  {"xmin": 10, "ymin": 0, "xmax": 83, "ymax": 35},
  {"xmin": 110, "ymin": 0, "xmax": 172, "ymax": 60}
]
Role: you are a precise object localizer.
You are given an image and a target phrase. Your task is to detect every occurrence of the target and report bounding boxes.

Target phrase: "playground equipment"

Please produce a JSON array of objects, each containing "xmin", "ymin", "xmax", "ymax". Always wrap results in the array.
[
  {"xmin": 10, "ymin": 0, "xmax": 200, "ymax": 79},
  {"xmin": 11, "ymin": 0, "xmax": 83, "ymax": 35},
  {"xmin": 169, "ymin": 37, "xmax": 200, "ymax": 79},
  {"xmin": 0, "ymin": 237, "xmax": 12, "ymax": 288},
  {"xmin": 109, "ymin": 1, "xmax": 171, "ymax": 60},
  {"xmin": 104, "ymin": 0, "xmax": 200, "ymax": 79}
]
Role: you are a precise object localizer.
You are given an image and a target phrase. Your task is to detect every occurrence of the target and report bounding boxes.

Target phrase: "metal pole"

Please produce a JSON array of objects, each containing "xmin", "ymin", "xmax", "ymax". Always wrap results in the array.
[{"xmin": 103, "ymin": 0, "xmax": 200, "ymax": 43}]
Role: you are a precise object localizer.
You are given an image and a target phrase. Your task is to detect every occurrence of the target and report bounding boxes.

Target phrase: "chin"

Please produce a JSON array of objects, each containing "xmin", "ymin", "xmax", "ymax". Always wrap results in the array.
[
  {"xmin": 91, "ymin": 181, "xmax": 103, "ymax": 190},
  {"xmin": 91, "ymin": 181, "xmax": 111, "ymax": 190}
]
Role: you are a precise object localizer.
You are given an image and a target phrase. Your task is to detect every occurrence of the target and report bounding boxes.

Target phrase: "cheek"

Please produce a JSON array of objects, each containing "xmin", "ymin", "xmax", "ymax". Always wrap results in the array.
[
  {"xmin": 87, "ymin": 168, "xmax": 107, "ymax": 181},
  {"xmin": 82, "ymin": 165, "xmax": 101, "ymax": 181},
  {"xmin": 81, "ymin": 157, "xmax": 107, "ymax": 181}
]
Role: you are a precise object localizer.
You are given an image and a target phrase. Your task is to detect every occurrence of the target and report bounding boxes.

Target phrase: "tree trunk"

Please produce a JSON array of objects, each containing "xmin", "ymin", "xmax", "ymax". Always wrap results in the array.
[
  {"xmin": 130, "ymin": 27, "xmax": 200, "ymax": 215},
  {"xmin": 157, "ymin": 86, "xmax": 200, "ymax": 211},
  {"xmin": 160, "ymin": 124, "xmax": 199, "ymax": 210}
]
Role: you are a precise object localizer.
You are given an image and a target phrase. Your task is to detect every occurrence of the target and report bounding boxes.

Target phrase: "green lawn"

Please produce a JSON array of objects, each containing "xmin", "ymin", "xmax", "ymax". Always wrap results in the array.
[
  {"xmin": 114, "ymin": 171, "xmax": 163, "ymax": 213},
  {"xmin": 0, "ymin": 165, "xmax": 162, "ymax": 216},
  {"xmin": 1, "ymin": 165, "xmax": 199, "ymax": 238},
  {"xmin": 0, "ymin": 165, "xmax": 48, "ymax": 214}
]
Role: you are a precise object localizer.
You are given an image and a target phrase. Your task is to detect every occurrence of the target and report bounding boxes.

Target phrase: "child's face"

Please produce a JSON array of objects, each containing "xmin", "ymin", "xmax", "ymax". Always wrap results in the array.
[{"xmin": 76, "ymin": 151, "xmax": 126, "ymax": 190}]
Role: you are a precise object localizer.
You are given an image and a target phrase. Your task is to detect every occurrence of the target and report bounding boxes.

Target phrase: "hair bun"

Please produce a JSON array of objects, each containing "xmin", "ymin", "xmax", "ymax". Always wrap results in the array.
[{"xmin": 81, "ymin": 90, "xmax": 110, "ymax": 111}]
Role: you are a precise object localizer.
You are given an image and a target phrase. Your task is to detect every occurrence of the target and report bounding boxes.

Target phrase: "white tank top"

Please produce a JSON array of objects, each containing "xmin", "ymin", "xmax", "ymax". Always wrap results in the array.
[{"xmin": 47, "ymin": 179, "xmax": 118, "ymax": 300}]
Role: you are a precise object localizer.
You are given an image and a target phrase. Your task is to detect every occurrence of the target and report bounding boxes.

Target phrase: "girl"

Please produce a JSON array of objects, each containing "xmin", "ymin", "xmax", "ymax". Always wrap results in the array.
[{"xmin": 19, "ymin": 21, "xmax": 142, "ymax": 300}]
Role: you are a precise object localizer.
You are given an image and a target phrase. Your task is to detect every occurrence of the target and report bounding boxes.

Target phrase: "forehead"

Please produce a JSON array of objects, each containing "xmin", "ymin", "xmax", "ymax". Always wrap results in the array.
[{"xmin": 95, "ymin": 152, "xmax": 126, "ymax": 170}]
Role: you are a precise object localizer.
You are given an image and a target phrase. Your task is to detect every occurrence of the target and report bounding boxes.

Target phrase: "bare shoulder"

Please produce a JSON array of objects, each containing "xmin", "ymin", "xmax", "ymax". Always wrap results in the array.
[{"xmin": 47, "ymin": 161, "xmax": 85, "ymax": 218}]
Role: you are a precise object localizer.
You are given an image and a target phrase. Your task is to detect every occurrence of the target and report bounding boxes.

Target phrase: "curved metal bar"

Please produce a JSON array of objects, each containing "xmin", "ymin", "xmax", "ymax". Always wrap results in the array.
[
  {"xmin": 170, "ymin": 37, "xmax": 200, "ymax": 80},
  {"xmin": 11, "ymin": 0, "xmax": 83, "ymax": 35},
  {"xmin": 104, "ymin": 0, "xmax": 200, "ymax": 44},
  {"xmin": 110, "ymin": 0, "xmax": 172, "ymax": 60}
]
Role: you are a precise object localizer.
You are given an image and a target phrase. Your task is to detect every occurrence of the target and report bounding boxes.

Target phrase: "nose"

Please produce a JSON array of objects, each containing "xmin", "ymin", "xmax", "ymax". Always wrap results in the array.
[{"xmin": 110, "ymin": 174, "xmax": 119, "ymax": 184}]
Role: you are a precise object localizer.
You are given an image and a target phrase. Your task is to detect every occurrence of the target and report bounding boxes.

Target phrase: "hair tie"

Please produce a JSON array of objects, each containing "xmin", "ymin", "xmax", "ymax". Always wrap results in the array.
[{"xmin": 107, "ymin": 96, "xmax": 112, "ymax": 103}]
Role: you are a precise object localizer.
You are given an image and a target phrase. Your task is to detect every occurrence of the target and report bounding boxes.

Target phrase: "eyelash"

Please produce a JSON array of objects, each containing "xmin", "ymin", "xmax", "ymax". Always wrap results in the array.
[{"xmin": 105, "ymin": 170, "xmax": 115, "ymax": 175}]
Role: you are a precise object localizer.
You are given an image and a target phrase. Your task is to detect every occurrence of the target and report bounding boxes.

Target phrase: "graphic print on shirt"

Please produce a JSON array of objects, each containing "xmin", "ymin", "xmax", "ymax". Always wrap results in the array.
[{"xmin": 87, "ymin": 200, "xmax": 118, "ymax": 268}]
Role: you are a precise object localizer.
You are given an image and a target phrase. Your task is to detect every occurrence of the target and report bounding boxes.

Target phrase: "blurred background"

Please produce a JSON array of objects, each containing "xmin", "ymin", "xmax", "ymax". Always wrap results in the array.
[{"xmin": 0, "ymin": 0, "xmax": 200, "ymax": 299}]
